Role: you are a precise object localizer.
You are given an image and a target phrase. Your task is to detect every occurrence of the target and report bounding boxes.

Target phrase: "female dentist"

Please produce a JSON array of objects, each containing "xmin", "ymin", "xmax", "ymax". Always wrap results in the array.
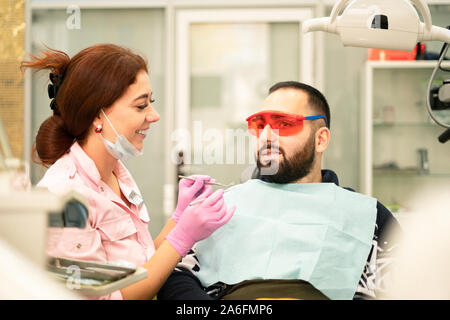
[{"xmin": 21, "ymin": 44, "xmax": 235, "ymax": 300}]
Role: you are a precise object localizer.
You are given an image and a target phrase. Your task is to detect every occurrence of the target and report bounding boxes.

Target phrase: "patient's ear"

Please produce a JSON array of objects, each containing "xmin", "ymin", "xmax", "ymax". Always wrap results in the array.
[{"xmin": 315, "ymin": 127, "xmax": 330, "ymax": 153}]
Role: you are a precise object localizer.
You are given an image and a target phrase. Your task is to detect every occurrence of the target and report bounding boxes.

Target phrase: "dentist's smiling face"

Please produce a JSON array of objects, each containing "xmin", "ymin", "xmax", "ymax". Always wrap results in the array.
[{"xmin": 100, "ymin": 70, "xmax": 160, "ymax": 152}]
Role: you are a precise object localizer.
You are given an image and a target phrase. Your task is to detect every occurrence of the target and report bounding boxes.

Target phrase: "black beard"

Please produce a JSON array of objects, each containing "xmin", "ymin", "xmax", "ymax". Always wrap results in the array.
[{"xmin": 257, "ymin": 134, "xmax": 316, "ymax": 184}]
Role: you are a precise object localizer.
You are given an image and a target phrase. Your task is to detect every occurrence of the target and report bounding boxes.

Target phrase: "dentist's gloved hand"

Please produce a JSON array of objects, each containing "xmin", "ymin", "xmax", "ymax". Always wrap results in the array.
[
  {"xmin": 166, "ymin": 189, "xmax": 236, "ymax": 257},
  {"xmin": 172, "ymin": 175, "xmax": 214, "ymax": 222}
]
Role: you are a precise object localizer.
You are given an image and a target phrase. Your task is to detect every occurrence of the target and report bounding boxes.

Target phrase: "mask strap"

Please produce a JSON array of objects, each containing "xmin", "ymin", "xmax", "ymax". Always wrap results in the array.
[{"xmin": 101, "ymin": 109, "xmax": 120, "ymax": 137}]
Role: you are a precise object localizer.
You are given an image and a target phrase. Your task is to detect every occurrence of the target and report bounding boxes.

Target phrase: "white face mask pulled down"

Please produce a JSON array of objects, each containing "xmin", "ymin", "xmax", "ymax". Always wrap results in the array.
[{"xmin": 100, "ymin": 109, "xmax": 143, "ymax": 162}]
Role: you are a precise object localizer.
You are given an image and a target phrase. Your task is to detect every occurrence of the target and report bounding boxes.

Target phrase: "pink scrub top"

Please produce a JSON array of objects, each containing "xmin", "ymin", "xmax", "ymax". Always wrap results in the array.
[{"xmin": 38, "ymin": 142, "xmax": 156, "ymax": 299}]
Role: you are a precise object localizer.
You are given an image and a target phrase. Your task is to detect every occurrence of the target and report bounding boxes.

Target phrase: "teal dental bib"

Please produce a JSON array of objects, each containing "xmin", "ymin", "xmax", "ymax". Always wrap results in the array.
[{"xmin": 195, "ymin": 179, "xmax": 377, "ymax": 300}]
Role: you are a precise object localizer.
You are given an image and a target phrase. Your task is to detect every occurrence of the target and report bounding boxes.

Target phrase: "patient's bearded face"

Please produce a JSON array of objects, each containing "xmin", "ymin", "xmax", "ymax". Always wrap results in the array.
[
  {"xmin": 256, "ymin": 129, "xmax": 316, "ymax": 184},
  {"xmin": 255, "ymin": 88, "xmax": 317, "ymax": 183}
]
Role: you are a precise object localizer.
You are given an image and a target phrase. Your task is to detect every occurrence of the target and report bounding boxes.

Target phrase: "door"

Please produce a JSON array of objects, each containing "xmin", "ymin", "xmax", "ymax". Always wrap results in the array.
[{"xmin": 173, "ymin": 8, "xmax": 315, "ymax": 191}]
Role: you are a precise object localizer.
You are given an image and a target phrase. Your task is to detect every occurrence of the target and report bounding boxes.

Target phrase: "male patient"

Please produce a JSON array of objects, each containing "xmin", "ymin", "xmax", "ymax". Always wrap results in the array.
[{"xmin": 158, "ymin": 81, "xmax": 401, "ymax": 300}]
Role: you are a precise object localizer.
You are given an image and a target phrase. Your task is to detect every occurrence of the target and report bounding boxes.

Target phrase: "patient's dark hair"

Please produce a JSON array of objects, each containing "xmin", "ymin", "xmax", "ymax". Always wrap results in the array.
[{"xmin": 269, "ymin": 81, "xmax": 330, "ymax": 130}]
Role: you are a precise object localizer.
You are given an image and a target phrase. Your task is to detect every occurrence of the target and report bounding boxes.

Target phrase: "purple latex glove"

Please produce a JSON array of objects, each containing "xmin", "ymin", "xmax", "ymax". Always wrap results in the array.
[
  {"xmin": 166, "ymin": 189, "xmax": 236, "ymax": 257},
  {"xmin": 172, "ymin": 175, "xmax": 215, "ymax": 222}
]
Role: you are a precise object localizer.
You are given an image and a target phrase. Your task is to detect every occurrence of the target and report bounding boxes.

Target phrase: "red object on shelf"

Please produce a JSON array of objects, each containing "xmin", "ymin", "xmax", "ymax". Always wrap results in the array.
[{"xmin": 368, "ymin": 43, "xmax": 426, "ymax": 61}]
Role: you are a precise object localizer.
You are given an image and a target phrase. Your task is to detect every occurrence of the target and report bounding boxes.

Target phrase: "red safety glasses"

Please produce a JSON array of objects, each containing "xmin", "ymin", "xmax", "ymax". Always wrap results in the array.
[{"xmin": 246, "ymin": 110, "xmax": 328, "ymax": 137}]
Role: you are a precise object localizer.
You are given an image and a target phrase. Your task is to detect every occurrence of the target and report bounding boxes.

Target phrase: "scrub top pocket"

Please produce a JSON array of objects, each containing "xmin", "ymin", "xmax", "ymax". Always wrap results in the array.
[
  {"xmin": 97, "ymin": 214, "xmax": 138, "ymax": 242},
  {"xmin": 96, "ymin": 214, "xmax": 144, "ymax": 263},
  {"xmin": 46, "ymin": 227, "xmax": 106, "ymax": 261}
]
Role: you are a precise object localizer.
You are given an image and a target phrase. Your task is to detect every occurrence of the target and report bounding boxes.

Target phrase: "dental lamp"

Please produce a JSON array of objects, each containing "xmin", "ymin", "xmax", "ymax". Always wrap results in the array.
[
  {"xmin": 302, "ymin": 0, "xmax": 450, "ymax": 51},
  {"xmin": 303, "ymin": 0, "xmax": 450, "ymax": 142}
]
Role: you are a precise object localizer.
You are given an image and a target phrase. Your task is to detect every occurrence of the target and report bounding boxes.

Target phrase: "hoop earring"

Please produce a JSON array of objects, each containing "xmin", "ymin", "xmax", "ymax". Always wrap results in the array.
[{"xmin": 95, "ymin": 124, "xmax": 102, "ymax": 133}]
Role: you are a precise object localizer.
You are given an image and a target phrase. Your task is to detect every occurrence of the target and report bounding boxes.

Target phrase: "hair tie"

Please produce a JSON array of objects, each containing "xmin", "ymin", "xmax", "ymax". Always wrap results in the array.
[{"xmin": 48, "ymin": 72, "xmax": 64, "ymax": 111}]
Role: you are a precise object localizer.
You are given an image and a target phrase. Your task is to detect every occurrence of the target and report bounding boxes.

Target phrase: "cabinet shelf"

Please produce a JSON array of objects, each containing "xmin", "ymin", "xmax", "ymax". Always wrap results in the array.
[
  {"xmin": 361, "ymin": 60, "xmax": 450, "ymax": 204},
  {"xmin": 373, "ymin": 122, "xmax": 438, "ymax": 127},
  {"xmin": 373, "ymin": 169, "xmax": 450, "ymax": 177},
  {"xmin": 367, "ymin": 60, "xmax": 450, "ymax": 69}
]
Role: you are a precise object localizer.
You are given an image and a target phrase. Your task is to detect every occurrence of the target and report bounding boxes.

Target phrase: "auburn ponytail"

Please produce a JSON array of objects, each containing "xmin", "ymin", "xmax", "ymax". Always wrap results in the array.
[
  {"xmin": 21, "ymin": 47, "xmax": 70, "ymax": 76},
  {"xmin": 21, "ymin": 44, "xmax": 148, "ymax": 167},
  {"xmin": 22, "ymin": 48, "xmax": 71, "ymax": 167}
]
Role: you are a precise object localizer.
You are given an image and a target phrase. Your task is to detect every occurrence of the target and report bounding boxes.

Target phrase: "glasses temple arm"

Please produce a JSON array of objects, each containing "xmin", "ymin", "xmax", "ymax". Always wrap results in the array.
[{"xmin": 305, "ymin": 115, "xmax": 329, "ymax": 129}]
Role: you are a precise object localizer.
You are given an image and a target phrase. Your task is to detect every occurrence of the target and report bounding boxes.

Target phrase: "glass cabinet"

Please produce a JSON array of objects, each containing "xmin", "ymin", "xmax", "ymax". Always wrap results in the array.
[{"xmin": 361, "ymin": 61, "xmax": 450, "ymax": 220}]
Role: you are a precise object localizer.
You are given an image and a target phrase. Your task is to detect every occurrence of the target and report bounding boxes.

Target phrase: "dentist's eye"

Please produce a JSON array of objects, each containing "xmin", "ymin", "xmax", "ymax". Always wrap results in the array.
[
  {"xmin": 138, "ymin": 104, "xmax": 148, "ymax": 110},
  {"xmin": 150, "ymin": 99, "xmax": 155, "ymax": 104}
]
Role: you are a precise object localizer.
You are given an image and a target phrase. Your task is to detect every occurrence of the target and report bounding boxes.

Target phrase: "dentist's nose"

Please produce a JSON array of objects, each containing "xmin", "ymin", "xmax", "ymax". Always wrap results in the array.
[{"xmin": 146, "ymin": 108, "xmax": 160, "ymax": 123}]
